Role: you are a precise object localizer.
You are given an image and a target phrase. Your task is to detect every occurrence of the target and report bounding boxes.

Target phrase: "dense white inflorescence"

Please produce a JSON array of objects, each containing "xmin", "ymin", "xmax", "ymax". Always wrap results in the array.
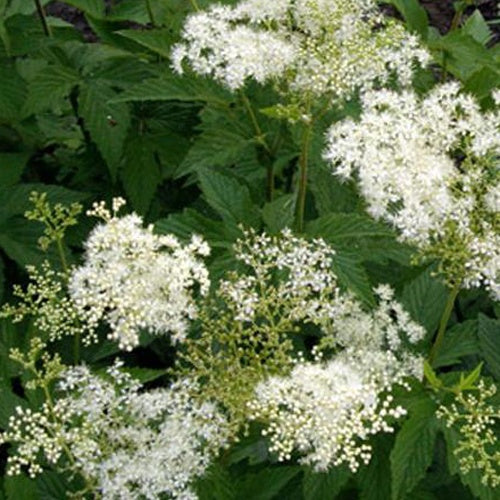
[
  {"xmin": 324, "ymin": 84, "xmax": 500, "ymax": 298},
  {"xmin": 1, "ymin": 362, "xmax": 228, "ymax": 499},
  {"xmin": 69, "ymin": 199, "xmax": 211, "ymax": 351},
  {"xmin": 249, "ymin": 285, "xmax": 425, "ymax": 472},
  {"xmin": 172, "ymin": 0, "xmax": 429, "ymax": 100}
]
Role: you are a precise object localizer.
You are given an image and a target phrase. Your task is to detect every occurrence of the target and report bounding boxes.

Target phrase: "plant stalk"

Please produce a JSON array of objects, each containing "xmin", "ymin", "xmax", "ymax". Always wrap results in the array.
[
  {"xmin": 189, "ymin": 0, "xmax": 201, "ymax": 11},
  {"xmin": 240, "ymin": 92, "xmax": 275, "ymax": 201},
  {"xmin": 34, "ymin": 0, "xmax": 52, "ymax": 37},
  {"xmin": 145, "ymin": 0, "xmax": 157, "ymax": 27},
  {"xmin": 428, "ymin": 283, "xmax": 461, "ymax": 365}
]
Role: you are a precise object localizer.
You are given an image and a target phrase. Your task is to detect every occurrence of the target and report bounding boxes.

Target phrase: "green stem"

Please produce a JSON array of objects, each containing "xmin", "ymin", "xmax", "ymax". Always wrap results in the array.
[
  {"xmin": 56, "ymin": 237, "xmax": 68, "ymax": 275},
  {"xmin": 145, "ymin": 0, "xmax": 157, "ymax": 27},
  {"xmin": 428, "ymin": 283, "xmax": 461, "ymax": 365},
  {"xmin": 34, "ymin": 0, "xmax": 52, "ymax": 37},
  {"xmin": 295, "ymin": 123, "xmax": 312, "ymax": 233},
  {"xmin": 240, "ymin": 92, "xmax": 275, "ymax": 201},
  {"xmin": 55, "ymin": 237, "xmax": 80, "ymax": 363},
  {"xmin": 189, "ymin": 0, "xmax": 200, "ymax": 11}
]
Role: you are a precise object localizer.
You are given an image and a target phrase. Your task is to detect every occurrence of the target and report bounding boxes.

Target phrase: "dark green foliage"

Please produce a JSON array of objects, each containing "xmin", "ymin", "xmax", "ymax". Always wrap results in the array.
[{"xmin": 0, "ymin": 1, "xmax": 498, "ymax": 499}]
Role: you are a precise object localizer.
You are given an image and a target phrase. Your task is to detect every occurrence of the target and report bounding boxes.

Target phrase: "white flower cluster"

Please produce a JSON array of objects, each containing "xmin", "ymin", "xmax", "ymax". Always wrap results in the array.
[
  {"xmin": 437, "ymin": 381, "xmax": 500, "ymax": 488},
  {"xmin": 220, "ymin": 228, "xmax": 339, "ymax": 324},
  {"xmin": 1, "ymin": 362, "xmax": 228, "ymax": 500},
  {"xmin": 325, "ymin": 83, "xmax": 500, "ymax": 298},
  {"xmin": 69, "ymin": 199, "xmax": 210, "ymax": 351},
  {"xmin": 249, "ymin": 285, "xmax": 425, "ymax": 472},
  {"xmin": 173, "ymin": 0, "xmax": 429, "ymax": 99}
]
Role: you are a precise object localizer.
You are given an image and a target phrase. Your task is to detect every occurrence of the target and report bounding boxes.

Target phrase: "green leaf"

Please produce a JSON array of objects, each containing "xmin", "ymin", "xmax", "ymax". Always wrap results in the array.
[
  {"xmin": 386, "ymin": 0, "xmax": 429, "ymax": 38},
  {"xmin": 401, "ymin": 267, "xmax": 448, "ymax": 336},
  {"xmin": 58, "ymin": 0, "xmax": 104, "ymax": 17},
  {"xmin": 302, "ymin": 466, "xmax": 351, "ymax": 500},
  {"xmin": 155, "ymin": 209, "xmax": 236, "ymax": 248},
  {"xmin": 236, "ymin": 466, "xmax": 301, "ymax": 500},
  {"xmin": 433, "ymin": 320, "xmax": 479, "ymax": 368},
  {"xmin": 0, "ymin": 217, "xmax": 45, "ymax": 266},
  {"xmin": 262, "ymin": 194, "xmax": 295, "ymax": 233},
  {"xmin": 197, "ymin": 168, "xmax": 260, "ymax": 227},
  {"xmin": 0, "ymin": 63, "xmax": 27, "ymax": 122},
  {"xmin": 0, "ymin": 379, "xmax": 28, "ymax": 428},
  {"xmin": 79, "ymin": 80, "xmax": 130, "ymax": 179},
  {"xmin": 307, "ymin": 213, "xmax": 394, "ymax": 242},
  {"xmin": 120, "ymin": 136, "xmax": 162, "ymax": 214},
  {"xmin": 358, "ymin": 435, "xmax": 393, "ymax": 500},
  {"xmin": 423, "ymin": 361, "xmax": 443, "ymax": 390},
  {"xmin": 36, "ymin": 471, "xmax": 70, "ymax": 500},
  {"xmin": 23, "ymin": 65, "xmax": 80, "ymax": 115},
  {"xmin": 309, "ymin": 162, "xmax": 359, "ymax": 215},
  {"xmin": 0, "ymin": 152, "xmax": 30, "ymax": 186},
  {"xmin": 196, "ymin": 464, "xmax": 235, "ymax": 500},
  {"xmin": 464, "ymin": 67, "xmax": 500, "ymax": 100},
  {"xmin": 117, "ymin": 29, "xmax": 173, "ymax": 58},
  {"xmin": 430, "ymin": 32, "xmax": 496, "ymax": 81},
  {"xmin": 332, "ymin": 250, "xmax": 375, "ymax": 306},
  {"xmin": 462, "ymin": 10, "xmax": 493, "ymax": 46},
  {"xmin": 112, "ymin": 75, "xmax": 232, "ymax": 104},
  {"xmin": 391, "ymin": 397, "xmax": 438, "ymax": 500},
  {"xmin": 121, "ymin": 367, "xmax": 167, "ymax": 384},
  {"xmin": 4, "ymin": 475, "xmax": 38, "ymax": 500},
  {"xmin": 477, "ymin": 314, "xmax": 500, "ymax": 380},
  {"xmin": 178, "ymin": 128, "xmax": 253, "ymax": 178}
]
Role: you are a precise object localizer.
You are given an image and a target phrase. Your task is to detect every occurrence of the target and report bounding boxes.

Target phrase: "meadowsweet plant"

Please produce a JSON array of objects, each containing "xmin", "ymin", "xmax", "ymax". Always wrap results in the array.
[
  {"xmin": 249, "ymin": 284, "xmax": 425, "ymax": 472},
  {"xmin": 1, "ymin": 359, "xmax": 229, "ymax": 499},
  {"xmin": 69, "ymin": 199, "xmax": 211, "ymax": 351},
  {"xmin": 173, "ymin": 0, "xmax": 429, "ymax": 103},
  {"xmin": 178, "ymin": 229, "xmax": 342, "ymax": 433},
  {"xmin": 325, "ymin": 83, "xmax": 500, "ymax": 300},
  {"xmin": 437, "ymin": 380, "xmax": 500, "ymax": 488}
]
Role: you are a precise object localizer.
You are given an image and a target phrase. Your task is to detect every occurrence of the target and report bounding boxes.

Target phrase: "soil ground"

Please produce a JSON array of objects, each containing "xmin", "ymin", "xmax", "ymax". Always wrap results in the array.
[{"xmin": 45, "ymin": 0, "xmax": 500, "ymax": 41}]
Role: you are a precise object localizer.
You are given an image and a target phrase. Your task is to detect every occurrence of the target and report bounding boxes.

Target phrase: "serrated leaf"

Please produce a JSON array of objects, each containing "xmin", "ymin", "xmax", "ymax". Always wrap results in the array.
[
  {"xmin": 117, "ymin": 29, "xmax": 173, "ymax": 58},
  {"xmin": 464, "ymin": 67, "xmax": 500, "ymax": 100},
  {"xmin": 307, "ymin": 213, "xmax": 394, "ymax": 241},
  {"xmin": 401, "ymin": 267, "xmax": 448, "ymax": 336},
  {"xmin": 23, "ymin": 65, "xmax": 80, "ymax": 115},
  {"xmin": 0, "ymin": 217, "xmax": 45, "ymax": 266},
  {"xmin": 358, "ymin": 435, "xmax": 393, "ymax": 500},
  {"xmin": 155, "ymin": 209, "xmax": 235, "ymax": 248},
  {"xmin": 477, "ymin": 314, "xmax": 500, "ymax": 380},
  {"xmin": 196, "ymin": 464, "xmax": 235, "ymax": 500},
  {"xmin": 0, "ymin": 63, "xmax": 27, "ymax": 122},
  {"xmin": 430, "ymin": 32, "xmax": 496, "ymax": 81},
  {"xmin": 120, "ymin": 136, "xmax": 161, "ymax": 214},
  {"xmin": 433, "ymin": 320, "xmax": 479, "ymax": 368},
  {"xmin": 178, "ymin": 128, "xmax": 253, "ymax": 178},
  {"xmin": 332, "ymin": 251, "xmax": 375, "ymax": 306},
  {"xmin": 79, "ymin": 80, "xmax": 130, "ymax": 179},
  {"xmin": 58, "ymin": 0, "xmax": 104, "ymax": 17},
  {"xmin": 262, "ymin": 194, "xmax": 295, "ymax": 233},
  {"xmin": 386, "ymin": 0, "xmax": 429, "ymax": 37},
  {"xmin": 309, "ymin": 162, "xmax": 359, "ymax": 215},
  {"xmin": 462, "ymin": 10, "xmax": 493, "ymax": 46},
  {"xmin": 303, "ymin": 466, "xmax": 351, "ymax": 500},
  {"xmin": 198, "ymin": 168, "xmax": 260, "ymax": 227},
  {"xmin": 36, "ymin": 471, "xmax": 70, "ymax": 500},
  {"xmin": 89, "ymin": 58, "xmax": 157, "ymax": 89},
  {"xmin": 0, "ymin": 152, "xmax": 30, "ymax": 186},
  {"xmin": 391, "ymin": 397, "xmax": 438, "ymax": 500},
  {"xmin": 122, "ymin": 367, "xmax": 167, "ymax": 384},
  {"xmin": 112, "ymin": 75, "xmax": 232, "ymax": 104},
  {"xmin": 4, "ymin": 475, "xmax": 38, "ymax": 500},
  {"xmin": 236, "ymin": 466, "xmax": 301, "ymax": 500}
]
